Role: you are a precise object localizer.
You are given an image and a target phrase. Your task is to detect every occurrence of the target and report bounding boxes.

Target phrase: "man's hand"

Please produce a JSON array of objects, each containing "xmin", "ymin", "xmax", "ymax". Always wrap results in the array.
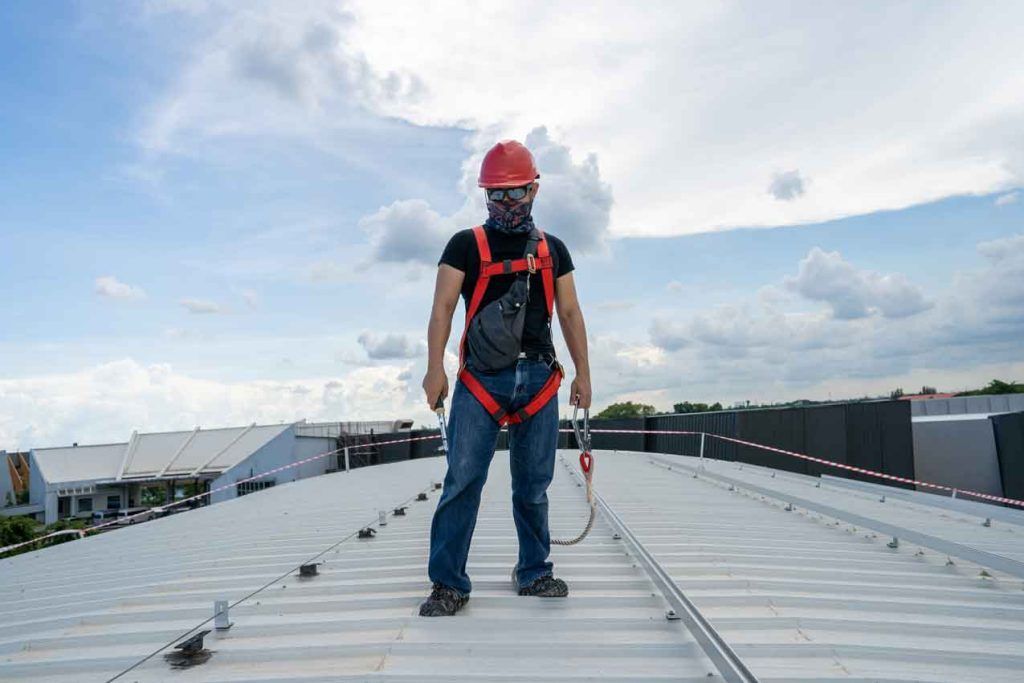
[
  {"xmin": 570, "ymin": 375, "xmax": 592, "ymax": 409},
  {"xmin": 422, "ymin": 367, "xmax": 449, "ymax": 409}
]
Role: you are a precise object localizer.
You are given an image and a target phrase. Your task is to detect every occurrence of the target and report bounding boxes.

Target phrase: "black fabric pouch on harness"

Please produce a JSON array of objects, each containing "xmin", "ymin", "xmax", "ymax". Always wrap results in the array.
[{"xmin": 465, "ymin": 230, "xmax": 541, "ymax": 372}]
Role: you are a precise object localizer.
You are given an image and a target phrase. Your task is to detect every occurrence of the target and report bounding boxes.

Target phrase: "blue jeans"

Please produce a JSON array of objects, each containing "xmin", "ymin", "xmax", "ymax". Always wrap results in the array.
[{"xmin": 428, "ymin": 357, "xmax": 560, "ymax": 594}]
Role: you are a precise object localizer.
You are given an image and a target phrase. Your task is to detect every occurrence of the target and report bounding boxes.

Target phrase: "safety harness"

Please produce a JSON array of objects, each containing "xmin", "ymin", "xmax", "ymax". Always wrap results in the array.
[{"xmin": 457, "ymin": 225, "xmax": 564, "ymax": 426}]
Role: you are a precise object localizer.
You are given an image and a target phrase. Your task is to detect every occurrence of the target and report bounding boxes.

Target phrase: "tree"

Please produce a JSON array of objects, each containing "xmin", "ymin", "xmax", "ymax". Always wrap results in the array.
[
  {"xmin": 0, "ymin": 516, "xmax": 36, "ymax": 547},
  {"xmin": 920, "ymin": 386, "xmax": 938, "ymax": 395},
  {"xmin": 594, "ymin": 401, "xmax": 657, "ymax": 419},
  {"xmin": 672, "ymin": 401, "xmax": 724, "ymax": 414},
  {"xmin": 957, "ymin": 379, "xmax": 1023, "ymax": 396},
  {"xmin": 890, "ymin": 387, "xmax": 904, "ymax": 399}
]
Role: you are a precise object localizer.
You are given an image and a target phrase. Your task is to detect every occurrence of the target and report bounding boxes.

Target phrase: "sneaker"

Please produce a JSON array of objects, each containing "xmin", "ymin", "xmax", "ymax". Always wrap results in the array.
[
  {"xmin": 418, "ymin": 582, "xmax": 469, "ymax": 616},
  {"xmin": 517, "ymin": 574, "xmax": 569, "ymax": 598}
]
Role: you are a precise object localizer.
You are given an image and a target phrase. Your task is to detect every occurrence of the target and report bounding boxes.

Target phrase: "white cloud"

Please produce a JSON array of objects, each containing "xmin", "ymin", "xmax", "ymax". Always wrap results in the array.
[
  {"xmin": 357, "ymin": 127, "xmax": 612, "ymax": 264},
  {"xmin": 635, "ymin": 235, "xmax": 1024, "ymax": 408},
  {"xmin": 357, "ymin": 331, "xmax": 425, "ymax": 360},
  {"xmin": 594, "ymin": 300, "xmax": 635, "ymax": 312},
  {"xmin": 94, "ymin": 276, "xmax": 146, "ymax": 301},
  {"xmin": 994, "ymin": 191, "xmax": 1019, "ymax": 206},
  {"xmin": 132, "ymin": 2, "xmax": 1024, "ymax": 238},
  {"xmin": 768, "ymin": 170, "xmax": 806, "ymax": 201},
  {"xmin": 180, "ymin": 298, "xmax": 223, "ymax": 314},
  {"xmin": 343, "ymin": 1, "xmax": 1024, "ymax": 236},
  {"xmin": 0, "ymin": 358, "xmax": 416, "ymax": 449},
  {"xmin": 359, "ymin": 198, "xmax": 451, "ymax": 266},
  {"xmin": 785, "ymin": 247, "xmax": 932, "ymax": 319},
  {"xmin": 648, "ymin": 318, "xmax": 690, "ymax": 352},
  {"xmin": 137, "ymin": 1, "xmax": 424, "ymax": 158},
  {"xmin": 615, "ymin": 344, "xmax": 666, "ymax": 368}
]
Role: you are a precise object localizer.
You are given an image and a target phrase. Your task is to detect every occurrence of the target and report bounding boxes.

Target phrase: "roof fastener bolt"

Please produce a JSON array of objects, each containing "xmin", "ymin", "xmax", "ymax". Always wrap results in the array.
[
  {"xmin": 784, "ymin": 503, "xmax": 794, "ymax": 512},
  {"xmin": 416, "ymin": 492, "xmax": 428, "ymax": 501},
  {"xmin": 887, "ymin": 537, "xmax": 899, "ymax": 549},
  {"xmin": 433, "ymin": 482, "xmax": 442, "ymax": 490},
  {"xmin": 879, "ymin": 495, "xmax": 886, "ymax": 502},
  {"xmin": 393, "ymin": 506, "xmax": 407, "ymax": 516},
  {"xmin": 665, "ymin": 609, "xmax": 680, "ymax": 621},
  {"xmin": 358, "ymin": 527, "xmax": 376, "ymax": 539},
  {"xmin": 299, "ymin": 563, "xmax": 319, "ymax": 577},
  {"xmin": 983, "ymin": 517, "xmax": 992, "ymax": 527},
  {"xmin": 612, "ymin": 533, "xmax": 621, "ymax": 540}
]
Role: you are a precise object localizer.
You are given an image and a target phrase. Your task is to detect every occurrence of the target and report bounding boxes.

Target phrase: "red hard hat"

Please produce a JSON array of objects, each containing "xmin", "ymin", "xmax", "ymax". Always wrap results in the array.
[{"xmin": 478, "ymin": 140, "xmax": 540, "ymax": 188}]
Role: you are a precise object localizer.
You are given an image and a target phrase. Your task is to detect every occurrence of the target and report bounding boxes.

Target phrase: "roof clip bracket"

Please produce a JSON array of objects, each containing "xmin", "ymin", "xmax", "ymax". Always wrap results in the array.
[
  {"xmin": 214, "ymin": 601, "xmax": 233, "ymax": 630},
  {"xmin": 393, "ymin": 506, "xmax": 407, "ymax": 516},
  {"xmin": 299, "ymin": 563, "xmax": 320, "ymax": 577},
  {"xmin": 416, "ymin": 492, "xmax": 428, "ymax": 501},
  {"xmin": 358, "ymin": 527, "xmax": 376, "ymax": 539}
]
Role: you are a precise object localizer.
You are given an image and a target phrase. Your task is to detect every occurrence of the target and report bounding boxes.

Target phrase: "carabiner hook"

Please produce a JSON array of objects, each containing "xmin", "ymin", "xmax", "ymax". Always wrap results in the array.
[{"xmin": 571, "ymin": 401, "xmax": 591, "ymax": 453}]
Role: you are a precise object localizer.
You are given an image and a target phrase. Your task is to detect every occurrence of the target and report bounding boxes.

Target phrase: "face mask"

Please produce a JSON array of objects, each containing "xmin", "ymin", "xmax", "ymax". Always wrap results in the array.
[{"xmin": 485, "ymin": 197, "xmax": 535, "ymax": 234}]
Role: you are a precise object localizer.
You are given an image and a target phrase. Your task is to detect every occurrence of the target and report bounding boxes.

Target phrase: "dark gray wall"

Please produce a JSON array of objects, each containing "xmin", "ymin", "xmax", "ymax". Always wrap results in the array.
[{"xmin": 992, "ymin": 412, "xmax": 1024, "ymax": 500}]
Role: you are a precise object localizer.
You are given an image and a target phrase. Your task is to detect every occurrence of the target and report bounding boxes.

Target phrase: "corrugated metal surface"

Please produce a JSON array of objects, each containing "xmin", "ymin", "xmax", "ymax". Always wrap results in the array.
[
  {"xmin": 5, "ymin": 448, "xmax": 1024, "ymax": 681},
  {"xmin": 0, "ymin": 452, "xmax": 715, "ymax": 681},
  {"xmin": 912, "ymin": 394, "xmax": 1024, "ymax": 417},
  {"xmin": 598, "ymin": 451, "xmax": 1024, "ymax": 681},
  {"xmin": 30, "ymin": 443, "xmax": 127, "ymax": 484},
  {"xmin": 122, "ymin": 424, "xmax": 291, "ymax": 478}
]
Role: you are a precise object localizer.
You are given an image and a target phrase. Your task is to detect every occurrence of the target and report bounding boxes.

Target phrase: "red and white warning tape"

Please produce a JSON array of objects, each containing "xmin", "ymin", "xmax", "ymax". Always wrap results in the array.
[{"xmin": 558, "ymin": 427, "xmax": 1024, "ymax": 509}]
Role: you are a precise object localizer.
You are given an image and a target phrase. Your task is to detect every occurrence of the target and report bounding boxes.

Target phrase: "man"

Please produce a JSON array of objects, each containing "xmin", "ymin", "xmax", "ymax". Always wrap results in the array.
[{"xmin": 419, "ymin": 140, "xmax": 592, "ymax": 617}]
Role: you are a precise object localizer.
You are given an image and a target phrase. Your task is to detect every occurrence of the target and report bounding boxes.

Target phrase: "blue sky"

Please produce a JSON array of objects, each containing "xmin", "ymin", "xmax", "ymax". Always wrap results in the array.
[{"xmin": 1, "ymin": 1, "xmax": 1022, "ymax": 448}]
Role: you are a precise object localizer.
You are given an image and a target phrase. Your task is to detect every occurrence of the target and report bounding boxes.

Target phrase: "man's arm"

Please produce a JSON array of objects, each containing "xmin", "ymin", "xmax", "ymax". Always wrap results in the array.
[
  {"xmin": 423, "ymin": 264, "xmax": 464, "ymax": 408},
  {"xmin": 554, "ymin": 272, "xmax": 592, "ymax": 408}
]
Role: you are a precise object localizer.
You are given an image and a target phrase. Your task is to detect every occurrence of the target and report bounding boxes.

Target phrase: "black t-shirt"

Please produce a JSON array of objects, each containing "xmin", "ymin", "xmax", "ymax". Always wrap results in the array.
[{"xmin": 439, "ymin": 226, "xmax": 574, "ymax": 357}]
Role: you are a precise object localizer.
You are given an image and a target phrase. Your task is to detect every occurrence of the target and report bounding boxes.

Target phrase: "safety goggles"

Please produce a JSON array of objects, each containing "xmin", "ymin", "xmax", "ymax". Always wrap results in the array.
[{"xmin": 485, "ymin": 184, "xmax": 532, "ymax": 202}]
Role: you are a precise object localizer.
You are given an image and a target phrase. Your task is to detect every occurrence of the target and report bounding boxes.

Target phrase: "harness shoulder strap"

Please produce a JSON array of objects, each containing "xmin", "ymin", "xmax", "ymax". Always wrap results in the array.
[
  {"xmin": 536, "ymin": 229, "xmax": 555, "ymax": 318},
  {"xmin": 459, "ymin": 225, "xmax": 491, "ymax": 367}
]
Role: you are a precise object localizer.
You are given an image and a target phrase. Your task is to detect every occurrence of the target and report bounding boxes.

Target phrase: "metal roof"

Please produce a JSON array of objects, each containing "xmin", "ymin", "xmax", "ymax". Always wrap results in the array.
[
  {"xmin": 29, "ymin": 424, "xmax": 293, "ymax": 485},
  {"xmin": 31, "ymin": 442, "xmax": 127, "ymax": 485},
  {"xmin": 2, "ymin": 449, "xmax": 1024, "ymax": 681},
  {"xmin": 118, "ymin": 424, "xmax": 292, "ymax": 479}
]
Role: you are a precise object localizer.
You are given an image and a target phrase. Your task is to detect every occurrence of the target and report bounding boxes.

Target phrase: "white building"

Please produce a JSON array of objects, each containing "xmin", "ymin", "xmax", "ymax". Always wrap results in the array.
[{"xmin": 25, "ymin": 423, "xmax": 336, "ymax": 525}]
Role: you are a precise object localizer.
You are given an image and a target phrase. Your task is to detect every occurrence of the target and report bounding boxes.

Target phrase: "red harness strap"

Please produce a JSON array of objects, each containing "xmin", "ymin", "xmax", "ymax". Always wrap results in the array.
[{"xmin": 457, "ymin": 225, "xmax": 563, "ymax": 426}]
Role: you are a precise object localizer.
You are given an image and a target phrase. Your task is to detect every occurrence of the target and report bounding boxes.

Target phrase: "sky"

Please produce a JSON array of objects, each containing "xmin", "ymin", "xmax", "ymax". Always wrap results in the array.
[{"xmin": 1, "ymin": 1, "xmax": 1023, "ymax": 449}]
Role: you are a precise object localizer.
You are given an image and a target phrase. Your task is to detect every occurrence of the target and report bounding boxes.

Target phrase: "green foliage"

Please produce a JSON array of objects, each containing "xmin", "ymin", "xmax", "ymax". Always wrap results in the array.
[
  {"xmin": 594, "ymin": 401, "xmax": 657, "ymax": 419},
  {"xmin": 141, "ymin": 486, "xmax": 167, "ymax": 506},
  {"xmin": 890, "ymin": 387, "xmax": 904, "ymax": 399},
  {"xmin": 0, "ymin": 516, "xmax": 37, "ymax": 546},
  {"xmin": 957, "ymin": 379, "xmax": 1024, "ymax": 396},
  {"xmin": 672, "ymin": 401, "xmax": 723, "ymax": 414}
]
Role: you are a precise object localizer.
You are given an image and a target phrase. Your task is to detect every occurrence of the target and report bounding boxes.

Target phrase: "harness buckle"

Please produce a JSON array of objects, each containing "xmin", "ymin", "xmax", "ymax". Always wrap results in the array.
[{"xmin": 526, "ymin": 253, "xmax": 536, "ymax": 274}]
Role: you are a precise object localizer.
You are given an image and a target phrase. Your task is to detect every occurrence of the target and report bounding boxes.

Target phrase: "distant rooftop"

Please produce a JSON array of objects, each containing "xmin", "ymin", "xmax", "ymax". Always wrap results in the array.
[{"xmin": 31, "ymin": 423, "xmax": 293, "ymax": 485}]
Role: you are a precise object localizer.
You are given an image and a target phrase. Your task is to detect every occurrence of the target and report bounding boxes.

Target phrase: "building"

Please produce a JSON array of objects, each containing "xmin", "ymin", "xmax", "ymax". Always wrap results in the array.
[
  {"xmin": 910, "ymin": 393, "xmax": 1024, "ymax": 500},
  {"xmin": 24, "ymin": 423, "xmax": 336, "ymax": 525},
  {"xmin": 1, "ymin": 449, "xmax": 1022, "ymax": 680}
]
